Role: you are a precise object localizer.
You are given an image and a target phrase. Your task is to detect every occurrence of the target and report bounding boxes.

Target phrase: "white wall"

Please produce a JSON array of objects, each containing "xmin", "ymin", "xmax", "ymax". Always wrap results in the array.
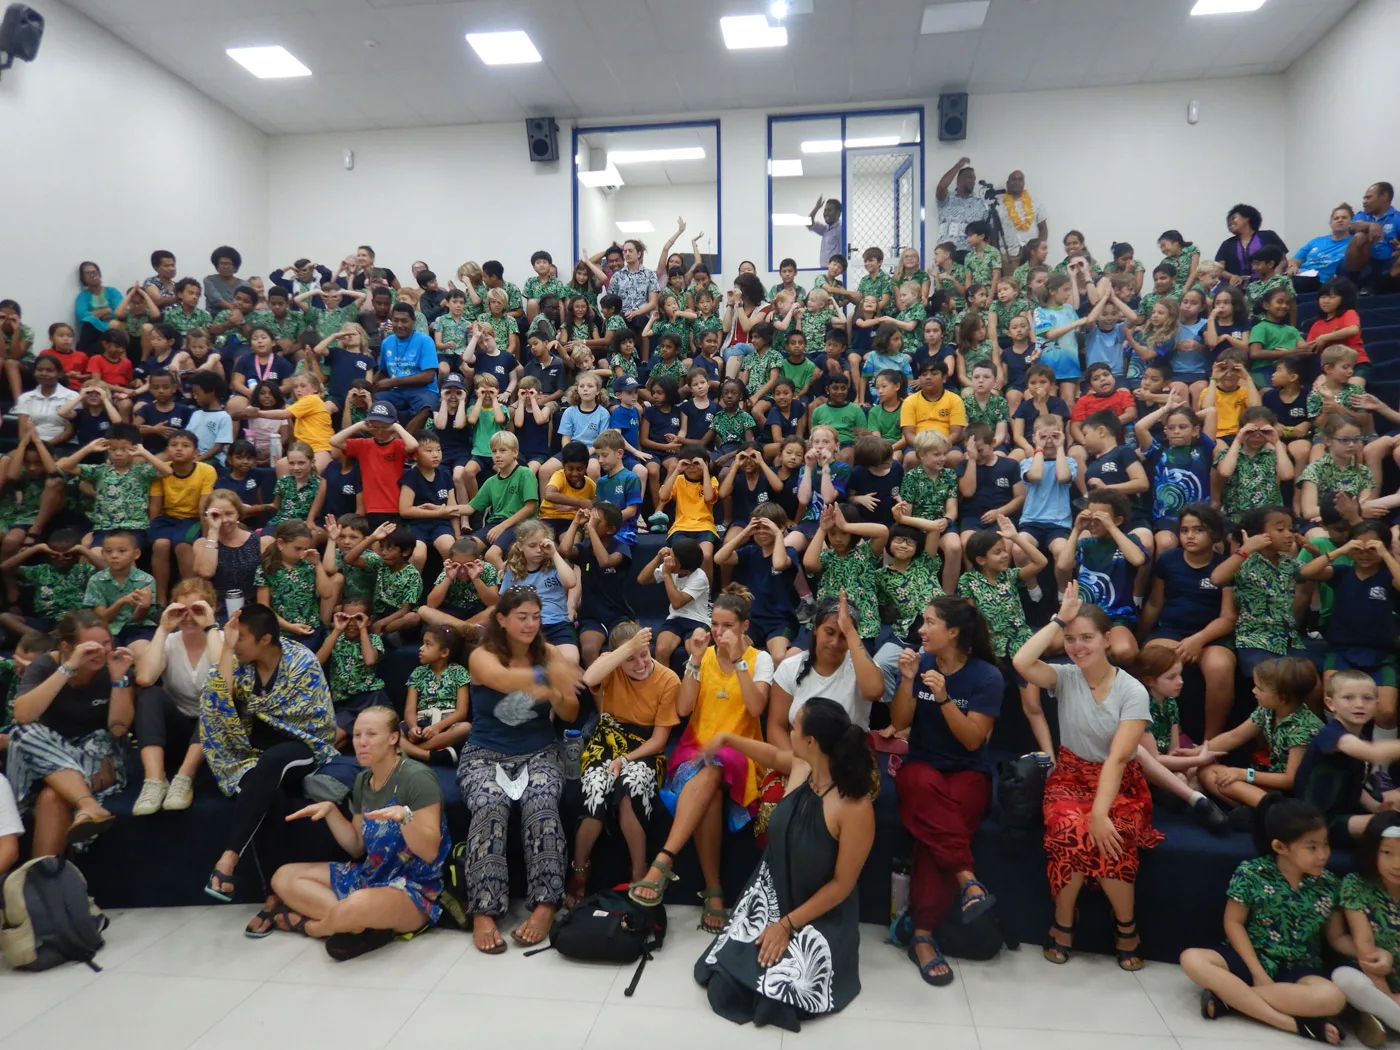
[
  {"xmin": 607, "ymin": 184, "xmax": 718, "ymax": 265},
  {"xmin": 577, "ymin": 185, "xmax": 615, "ymax": 266},
  {"xmin": 1285, "ymin": 0, "xmax": 1397, "ymax": 243},
  {"xmin": 2, "ymin": 1, "xmax": 267, "ymax": 334}
]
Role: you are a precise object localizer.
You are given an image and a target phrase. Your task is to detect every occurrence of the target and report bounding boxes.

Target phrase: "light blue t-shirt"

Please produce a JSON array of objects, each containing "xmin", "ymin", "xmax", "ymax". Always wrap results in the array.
[
  {"xmin": 1033, "ymin": 304, "xmax": 1082, "ymax": 380},
  {"xmin": 499, "ymin": 566, "xmax": 570, "ymax": 625},
  {"xmin": 187, "ymin": 409, "xmax": 233, "ymax": 464},
  {"xmin": 1172, "ymin": 319, "xmax": 1209, "ymax": 380},
  {"xmin": 861, "ymin": 350, "xmax": 913, "ymax": 396},
  {"xmin": 558, "ymin": 404, "xmax": 613, "ymax": 448},
  {"xmin": 1019, "ymin": 453, "xmax": 1077, "ymax": 527},
  {"xmin": 378, "ymin": 331, "xmax": 439, "ymax": 392},
  {"xmin": 1084, "ymin": 322, "xmax": 1125, "ymax": 376},
  {"xmin": 1292, "ymin": 234, "xmax": 1352, "ymax": 281}
]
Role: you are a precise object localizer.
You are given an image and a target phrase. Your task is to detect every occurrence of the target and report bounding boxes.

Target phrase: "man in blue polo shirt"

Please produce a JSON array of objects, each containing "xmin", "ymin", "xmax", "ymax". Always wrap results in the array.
[
  {"xmin": 1344, "ymin": 181, "xmax": 1400, "ymax": 294},
  {"xmin": 375, "ymin": 302, "xmax": 438, "ymax": 430}
]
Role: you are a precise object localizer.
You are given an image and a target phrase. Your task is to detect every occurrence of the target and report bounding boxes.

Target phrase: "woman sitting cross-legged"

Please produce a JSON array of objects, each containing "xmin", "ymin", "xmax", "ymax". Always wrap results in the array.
[
  {"xmin": 694, "ymin": 698, "xmax": 876, "ymax": 1032},
  {"xmin": 570, "ymin": 624, "xmax": 679, "ymax": 907},
  {"xmin": 130, "ymin": 578, "xmax": 222, "ymax": 816},
  {"xmin": 630, "ymin": 585, "xmax": 774, "ymax": 933},
  {"xmin": 1012, "ymin": 589, "xmax": 1164, "ymax": 971},
  {"xmin": 8, "ymin": 610, "xmax": 136, "ymax": 855},
  {"xmin": 199, "ymin": 603, "xmax": 339, "ymax": 906},
  {"xmin": 457, "ymin": 585, "xmax": 584, "ymax": 954},
  {"xmin": 890, "ymin": 597, "xmax": 1004, "ymax": 987},
  {"xmin": 247, "ymin": 707, "xmax": 450, "ymax": 961}
]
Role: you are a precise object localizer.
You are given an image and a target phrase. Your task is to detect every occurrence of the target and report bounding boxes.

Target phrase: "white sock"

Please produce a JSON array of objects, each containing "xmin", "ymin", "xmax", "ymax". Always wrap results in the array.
[
  {"xmin": 1189, "ymin": 790, "xmax": 1206, "ymax": 806},
  {"xmin": 1026, "ymin": 585, "xmax": 1043, "ymax": 602},
  {"xmin": 1333, "ymin": 965, "xmax": 1400, "ymax": 1030}
]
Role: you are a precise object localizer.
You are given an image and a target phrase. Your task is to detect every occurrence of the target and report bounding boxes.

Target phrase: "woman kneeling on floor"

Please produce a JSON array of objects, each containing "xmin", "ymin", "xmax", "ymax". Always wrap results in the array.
[
  {"xmin": 630, "ymin": 585, "xmax": 774, "ymax": 933},
  {"xmin": 458, "ymin": 585, "xmax": 584, "ymax": 954},
  {"xmin": 1012, "ymin": 589, "xmax": 1163, "ymax": 971},
  {"xmin": 8, "ymin": 610, "xmax": 136, "ymax": 855},
  {"xmin": 247, "ymin": 706, "xmax": 449, "ymax": 960},
  {"xmin": 694, "ymin": 698, "xmax": 875, "ymax": 1032}
]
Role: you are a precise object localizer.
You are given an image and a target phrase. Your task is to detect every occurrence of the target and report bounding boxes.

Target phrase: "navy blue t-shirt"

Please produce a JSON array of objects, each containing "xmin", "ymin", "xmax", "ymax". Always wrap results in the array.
[
  {"xmin": 728, "ymin": 469, "xmax": 778, "ymax": 525},
  {"xmin": 907, "ymin": 653, "xmax": 1003, "ymax": 772},
  {"xmin": 319, "ymin": 459, "xmax": 361, "ymax": 521},
  {"xmin": 1085, "ymin": 444, "xmax": 1149, "ymax": 524},
  {"xmin": 134, "ymin": 397, "xmax": 192, "ymax": 453},
  {"xmin": 1151, "ymin": 549, "xmax": 1226, "ymax": 637},
  {"xmin": 766, "ymin": 403, "xmax": 806, "ymax": 443},
  {"xmin": 1075, "ymin": 534, "xmax": 1146, "ymax": 621},
  {"xmin": 1261, "ymin": 388, "xmax": 1309, "ymax": 435},
  {"xmin": 325, "ymin": 347, "xmax": 377, "ymax": 407},
  {"xmin": 1295, "ymin": 719, "xmax": 1373, "ymax": 821},
  {"xmin": 1012, "ymin": 396, "xmax": 1070, "ymax": 436},
  {"xmin": 523, "ymin": 355, "xmax": 565, "ymax": 397},
  {"xmin": 215, "ymin": 466, "xmax": 277, "ymax": 523},
  {"xmin": 233, "ymin": 353, "xmax": 295, "ymax": 392},
  {"xmin": 472, "ymin": 349, "xmax": 516, "ymax": 394},
  {"xmin": 733, "ymin": 544, "xmax": 798, "ymax": 625},
  {"xmin": 577, "ymin": 536, "xmax": 634, "ymax": 625},
  {"xmin": 402, "ymin": 464, "xmax": 454, "ymax": 509},
  {"xmin": 679, "ymin": 399, "xmax": 717, "ymax": 445},
  {"xmin": 848, "ymin": 462, "xmax": 904, "ymax": 528},
  {"xmin": 956, "ymin": 455, "xmax": 1021, "ymax": 526},
  {"xmin": 1327, "ymin": 564, "xmax": 1400, "ymax": 658},
  {"xmin": 642, "ymin": 404, "xmax": 684, "ymax": 445},
  {"xmin": 73, "ymin": 405, "xmax": 113, "ymax": 446}
]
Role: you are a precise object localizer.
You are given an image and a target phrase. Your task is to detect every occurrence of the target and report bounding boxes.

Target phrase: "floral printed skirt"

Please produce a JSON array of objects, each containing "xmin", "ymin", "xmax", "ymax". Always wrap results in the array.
[{"xmin": 578, "ymin": 714, "xmax": 665, "ymax": 822}]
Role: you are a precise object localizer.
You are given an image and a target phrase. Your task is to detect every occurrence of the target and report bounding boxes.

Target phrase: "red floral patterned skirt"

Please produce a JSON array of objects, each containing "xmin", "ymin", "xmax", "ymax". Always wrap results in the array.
[{"xmin": 1042, "ymin": 748, "xmax": 1164, "ymax": 896}]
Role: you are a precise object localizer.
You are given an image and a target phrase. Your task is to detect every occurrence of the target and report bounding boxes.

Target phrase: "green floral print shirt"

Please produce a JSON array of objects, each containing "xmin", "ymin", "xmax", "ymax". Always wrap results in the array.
[
  {"xmin": 255, "ymin": 560, "xmax": 321, "ymax": 630},
  {"xmin": 1227, "ymin": 857, "xmax": 1340, "ymax": 977},
  {"xmin": 408, "ymin": 662, "xmax": 471, "ymax": 713}
]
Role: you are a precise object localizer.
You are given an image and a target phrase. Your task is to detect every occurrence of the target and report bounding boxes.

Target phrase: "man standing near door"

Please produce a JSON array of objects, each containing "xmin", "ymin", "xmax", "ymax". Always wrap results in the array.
[
  {"xmin": 936, "ymin": 157, "xmax": 990, "ymax": 259},
  {"xmin": 807, "ymin": 196, "xmax": 845, "ymax": 267},
  {"xmin": 994, "ymin": 170, "xmax": 1050, "ymax": 260}
]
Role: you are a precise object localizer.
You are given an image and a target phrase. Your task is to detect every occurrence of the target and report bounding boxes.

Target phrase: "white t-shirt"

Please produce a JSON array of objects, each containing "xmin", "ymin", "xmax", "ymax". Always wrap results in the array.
[
  {"xmin": 773, "ymin": 651, "xmax": 872, "ymax": 729},
  {"xmin": 0, "ymin": 775, "xmax": 22, "ymax": 839},
  {"xmin": 656, "ymin": 567, "xmax": 712, "ymax": 625},
  {"xmin": 741, "ymin": 650, "xmax": 777, "ymax": 685},
  {"xmin": 160, "ymin": 629, "xmax": 221, "ymax": 716},
  {"xmin": 14, "ymin": 386, "xmax": 79, "ymax": 443},
  {"xmin": 1050, "ymin": 663, "xmax": 1150, "ymax": 763}
]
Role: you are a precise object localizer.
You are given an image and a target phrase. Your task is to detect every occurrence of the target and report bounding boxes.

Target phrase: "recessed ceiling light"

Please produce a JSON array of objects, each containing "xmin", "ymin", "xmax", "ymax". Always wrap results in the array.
[
  {"xmin": 607, "ymin": 147, "xmax": 706, "ymax": 164},
  {"xmin": 771, "ymin": 214, "xmax": 810, "ymax": 227},
  {"xmin": 768, "ymin": 1, "xmax": 790, "ymax": 19},
  {"xmin": 1191, "ymin": 0, "xmax": 1267, "ymax": 13},
  {"xmin": 800, "ymin": 135, "xmax": 901, "ymax": 153},
  {"xmin": 225, "ymin": 46, "xmax": 311, "ymax": 79},
  {"xmin": 577, "ymin": 164, "xmax": 624, "ymax": 188},
  {"xmin": 768, "ymin": 159, "xmax": 803, "ymax": 177},
  {"xmin": 720, "ymin": 15, "xmax": 787, "ymax": 50},
  {"xmin": 920, "ymin": 1, "xmax": 990, "ymax": 35},
  {"xmin": 465, "ymin": 30, "xmax": 542, "ymax": 65},
  {"xmin": 615, "ymin": 220, "xmax": 656, "ymax": 234}
]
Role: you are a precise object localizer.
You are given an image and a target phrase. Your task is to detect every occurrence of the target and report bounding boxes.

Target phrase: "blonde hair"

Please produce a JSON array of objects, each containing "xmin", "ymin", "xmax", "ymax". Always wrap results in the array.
[
  {"xmin": 486, "ymin": 287, "xmax": 508, "ymax": 311},
  {"xmin": 171, "ymin": 577, "xmax": 216, "ymax": 604},
  {"xmin": 898, "ymin": 280, "xmax": 922, "ymax": 300},
  {"xmin": 567, "ymin": 372, "xmax": 604, "ymax": 407},
  {"xmin": 1033, "ymin": 413, "xmax": 1065, "ymax": 434},
  {"xmin": 338, "ymin": 322, "xmax": 370, "ymax": 351},
  {"xmin": 807, "ymin": 287, "xmax": 830, "ymax": 309},
  {"xmin": 474, "ymin": 373, "xmax": 500, "ymax": 390},
  {"xmin": 488, "ymin": 431, "xmax": 518, "ymax": 452},
  {"xmin": 1321, "ymin": 345, "xmax": 1359, "ymax": 370},
  {"xmin": 208, "ymin": 488, "xmax": 245, "ymax": 515},
  {"xmin": 457, "ymin": 262, "xmax": 484, "ymax": 286},
  {"xmin": 892, "ymin": 249, "xmax": 923, "ymax": 282},
  {"xmin": 567, "ymin": 342, "xmax": 592, "ymax": 366},
  {"xmin": 517, "ymin": 375, "xmax": 541, "ymax": 392},
  {"xmin": 1144, "ymin": 297, "xmax": 1179, "ymax": 348},
  {"xmin": 912, "ymin": 429, "xmax": 950, "ymax": 454},
  {"xmin": 809, "ymin": 423, "xmax": 839, "ymax": 446},
  {"xmin": 504, "ymin": 519, "xmax": 552, "ymax": 577},
  {"xmin": 80, "ymin": 375, "xmax": 109, "ymax": 393},
  {"xmin": 291, "ymin": 372, "xmax": 323, "ymax": 394}
]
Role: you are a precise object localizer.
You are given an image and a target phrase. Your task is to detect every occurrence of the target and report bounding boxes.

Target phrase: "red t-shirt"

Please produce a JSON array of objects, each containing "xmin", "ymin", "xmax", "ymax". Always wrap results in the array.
[
  {"xmin": 86, "ymin": 354, "xmax": 134, "ymax": 388},
  {"xmin": 42, "ymin": 348, "xmax": 88, "ymax": 389},
  {"xmin": 344, "ymin": 436, "xmax": 409, "ymax": 512},
  {"xmin": 1071, "ymin": 387, "xmax": 1135, "ymax": 422},
  {"xmin": 1307, "ymin": 309, "xmax": 1367, "ymax": 363}
]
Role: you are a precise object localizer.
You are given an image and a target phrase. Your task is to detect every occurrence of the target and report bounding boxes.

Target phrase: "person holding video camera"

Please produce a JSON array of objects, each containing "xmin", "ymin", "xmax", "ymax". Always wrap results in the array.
[{"xmin": 936, "ymin": 158, "xmax": 991, "ymax": 258}]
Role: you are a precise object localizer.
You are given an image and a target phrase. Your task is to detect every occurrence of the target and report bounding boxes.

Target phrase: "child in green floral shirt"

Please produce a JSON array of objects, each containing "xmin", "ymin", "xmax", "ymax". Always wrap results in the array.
[
  {"xmin": 1181, "ymin": 796, "xmax": 1345, "ymax": 1042},
  {"xmin": 800, "ymin": 502, "xmax": 888, "ymax": 643},
  {"xmin": 1334, "ymin": 815, "xmax": 1400, "ymax": 1034},
  {"xmin": 0, "ymin": 529, "xmax": 98, "ymax": 635},
  {"xmin": 932, "ymin": 242, "xmax": 968, "ymax": 310},
  {"xmin": 256, "ymin": 520, "xmax": 333, "ymax": 644},
  {"xmin": 856, "ymin": 247, "xmax": 893, "ymax": 313},
  {"xmin": 372, "ymin": 524, "xmax": 423, "ymax": 636},
  {"xmin": 402, "ymin": 625, "xmax": 472, "ymax": 766},
  {"xmin": 420, "ymin": 535, "xmax": 500, "ymax": 631},
  {"xmin": 1299, "ymin": 415, "xmax": 1373, "ymax": 530},
  {"xmin": 162, "ymin": 279, "xmax": 212, "ymax": 337},
  {"xmin": 85, "ymin": 530, "xmax": 159, "ymax": 644},
  {"xmin": 314, "ymin": 595, "xmax": 387, "ymax": 746},
  {"xmin": 57, "ymin": 423, "xmax": 172, "ymax": 540}
]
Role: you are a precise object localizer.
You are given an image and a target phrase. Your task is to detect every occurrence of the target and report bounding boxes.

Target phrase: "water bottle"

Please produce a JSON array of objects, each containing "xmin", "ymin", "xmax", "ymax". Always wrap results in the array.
[
  {"xmin": 224, "ymin": 588, "xmax": 244, "ymax": 618},
  {"xmin": 562, "ymin": 729, "xmax": 584, "ymax": 781},
  {"xmin": 269, "ymin": 433, "xmax": 282, "ymax": 461},
  {"xmin": 890, "ymin": 857, "xmax": 911, "ymax": 921}
]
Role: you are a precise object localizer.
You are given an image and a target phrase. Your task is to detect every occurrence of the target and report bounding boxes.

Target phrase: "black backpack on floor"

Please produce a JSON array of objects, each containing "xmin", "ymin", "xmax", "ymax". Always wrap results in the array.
[
  {"xmin": 527, "ymin": 887, "xmax": 667, "ymax": 996},
  {"xmin": 0, "ymin": 856, "xmax": 108, "ymax": 971}
]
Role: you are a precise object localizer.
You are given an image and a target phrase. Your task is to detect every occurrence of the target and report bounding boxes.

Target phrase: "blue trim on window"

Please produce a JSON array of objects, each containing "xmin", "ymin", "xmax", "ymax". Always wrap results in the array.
[
  {"xmin": 571, "ymin": 119, "xmax": 722, "ymax": 277},
  {"xmin": 892, "ymin": 154, "xmax": 913, "ymax": 256},
  {"xmin": 766, "ymin": 106, "xmax": 926, "ymax": 274}
]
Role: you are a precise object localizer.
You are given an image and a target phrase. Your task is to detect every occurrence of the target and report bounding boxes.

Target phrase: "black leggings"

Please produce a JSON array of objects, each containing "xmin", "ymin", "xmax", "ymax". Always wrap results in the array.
[
  {"xmin": 133, "ymin": 688, "xmax": 199, "ymax": 758},
  {"xmin": 225, "ymin": 741, "xmax": 317, "ymax": 857}
]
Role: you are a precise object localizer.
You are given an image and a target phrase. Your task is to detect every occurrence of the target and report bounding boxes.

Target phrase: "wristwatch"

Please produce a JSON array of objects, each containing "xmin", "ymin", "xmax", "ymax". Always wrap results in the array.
[
  {"xmin": 1245, "ymin": 768, "xmax": 1256, "ymax": 785},
  {"xmin": 399, "ymin": 806, "xmax": 414, "ymax": 825},
  {"xmin": 58, "ymin": 663, "xmax": 76, "ymax": 679},
  {"xmin": 735, "ymin": 659, "xmax": 750, "ymax": 673},
  {"xmin": 1050, "ymin": 615, "xmax": 1068, "ymax": 629}
]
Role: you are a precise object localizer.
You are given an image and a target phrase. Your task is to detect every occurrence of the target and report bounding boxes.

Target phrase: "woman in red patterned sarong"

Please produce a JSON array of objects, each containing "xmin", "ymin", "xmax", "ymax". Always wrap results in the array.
[{"xmin": 1012, "ymin": 590, "xmax": 1164, "ymax": 972}]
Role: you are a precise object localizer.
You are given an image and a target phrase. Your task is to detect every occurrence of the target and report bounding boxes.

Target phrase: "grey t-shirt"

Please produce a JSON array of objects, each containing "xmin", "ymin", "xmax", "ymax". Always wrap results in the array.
[
  {"xmin": 1049, "ymin": 664, "xmax": 1149, "ymax": 762},
  {"xmin": 351, "ymin": 757, "xmax": 442, "ymax": 816}
]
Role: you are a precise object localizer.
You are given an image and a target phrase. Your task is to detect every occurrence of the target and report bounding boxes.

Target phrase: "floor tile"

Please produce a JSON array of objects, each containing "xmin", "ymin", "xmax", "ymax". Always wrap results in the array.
[
  {"xmin": 273, "ymin": 925, "xmax": 468, "ymax": 990},
  {"xmin": 0, "ymin": 964, "xmax": 101, "ymax": 1041},
  {"xmin": 1136, "ymin": 963, "xmax": 1304, "ymax": 1043},
  {"xmin": 190, "ymin": 982, "xmax": 426, "ymax": 1050},
  {"xmin": 117, "ymin": 906, "xmax": 315, "ymax": 982},
  {"xmin": 383, "ymin": 992, "xmax": 600, "ymax": 1050},
  {"xmin": 0, "ymin": 971, "xmax": 260, "ymax": 1050},
  {"xmin": 977, "ymin": 1028, "xmax": 1180, "ymax": 1050},
  {"xmin": 780, "ymin": 1015, "xmax": 979, "ymax": 1050},
  {"xmin": 584, "ymin": 1004, "xmax": 782, "ymax": 1050}
]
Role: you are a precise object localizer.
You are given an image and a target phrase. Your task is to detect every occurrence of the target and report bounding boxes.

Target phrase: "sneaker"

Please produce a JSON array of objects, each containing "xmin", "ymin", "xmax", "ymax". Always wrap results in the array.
[
  {"xmin": 132, "ymin": 779, "xmax": 168, "ymax": 817},
  {"xmin": 795, "ymin": 594, "xmax": 817, "ymax": 625},
  {"xmin": 163, "ymin": 774, "xmax": 194, "ymax": 811},
  {"xmin": 715, "ymin": 523, "xmax": 727, "ymax": 537},
  {"xmin": 647, "ymin": 511, "xmax": 670, "ymax": 530}
]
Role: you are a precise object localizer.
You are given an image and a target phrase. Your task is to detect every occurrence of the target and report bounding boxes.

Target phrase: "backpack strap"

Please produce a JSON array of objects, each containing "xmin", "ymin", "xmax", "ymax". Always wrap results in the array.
[{"xmin": 623, "ymin": 949, "xmax": 652, "ymax": 997}]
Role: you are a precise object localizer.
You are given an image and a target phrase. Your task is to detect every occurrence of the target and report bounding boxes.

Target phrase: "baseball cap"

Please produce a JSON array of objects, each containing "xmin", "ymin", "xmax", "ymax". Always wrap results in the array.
[
  {"xmin": 612, "ymin": 376, "xmax": 640, "ymax": 393},
  {"xmin": 366, "ymin": 400, "xmax": 398, "ymax": 423},
  {"xmin": 442, "ymin": 374, "xmax": 466, "ymax": 390}
]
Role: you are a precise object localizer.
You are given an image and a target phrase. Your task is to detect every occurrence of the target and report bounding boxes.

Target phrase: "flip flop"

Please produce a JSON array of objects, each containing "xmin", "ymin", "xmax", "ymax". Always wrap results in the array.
[
  {"xmin": 272, "ymin": 907, "xmax": 311, "ymax": 936},
  {"xmin": 510, "ymin": 920, "xmax": 551, "ymax": 947},
  {"xmin": 244, "ymin": 909, "xmax": 278, "ymax": 939},
  {"xmin": 66, "ymin": 811, "xmax": 113, "ymax": 848},
  {"xmin": 204, "ymin": 868, "xmax": 237, "ymax": 903}
]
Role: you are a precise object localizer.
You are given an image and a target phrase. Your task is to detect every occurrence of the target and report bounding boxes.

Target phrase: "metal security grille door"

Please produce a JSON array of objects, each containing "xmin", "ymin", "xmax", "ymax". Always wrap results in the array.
[{"xmin": 845, "ymin": 146, "xmax": 920, "ymax": 262}]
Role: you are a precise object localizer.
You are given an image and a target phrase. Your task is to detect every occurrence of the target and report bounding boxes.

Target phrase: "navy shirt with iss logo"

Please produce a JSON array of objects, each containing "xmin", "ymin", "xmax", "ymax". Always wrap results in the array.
[{"xmin": 402, "ymin": 465, "xmax": 454, "ymax": 507}]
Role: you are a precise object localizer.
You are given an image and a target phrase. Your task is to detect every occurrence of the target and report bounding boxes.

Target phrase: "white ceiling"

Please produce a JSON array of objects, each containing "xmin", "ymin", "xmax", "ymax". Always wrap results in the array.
[{"xmin": 63, "ymin": 0, "xmax": 1358, "ymax": 135}]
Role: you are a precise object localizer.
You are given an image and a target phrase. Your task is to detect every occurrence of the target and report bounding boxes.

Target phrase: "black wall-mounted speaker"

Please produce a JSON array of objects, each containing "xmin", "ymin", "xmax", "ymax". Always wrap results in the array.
[
  {"xmin": 937, "ymin": 92, "xmax": 968, "ymax": 142},
  {"xmin": 0, "ymin": 3, "xmax": 44, "ymax": 73},
  {"xmin": 525, "ymin": 117, "xmax": 560, "ymax": 163}
]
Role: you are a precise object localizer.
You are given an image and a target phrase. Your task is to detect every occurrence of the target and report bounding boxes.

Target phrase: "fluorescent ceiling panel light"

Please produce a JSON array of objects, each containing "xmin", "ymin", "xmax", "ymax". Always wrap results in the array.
[
  {"xmin": 577, "ymin": 165, "xmax": 624, "ymax": 187},
  {"xmin": 771, "ymin": 213, "xmax": 810, "ymax": 227},
  {"xmin": 800, "ymin": 135, "xmax": 901, "ymax": 153},
  {"xmin": 615, "ymin": 220, "xmax": 655, "ymax": 233},
  {"xmin": 225, "ymin": 46, "xmax": 311, "ymax": 79},
  {"xmin": 920, "ymin": 1, "xmax": 990, "ymax": 34},
  {"xmin": 720, "ymin": 15, "xmax": 788, "ymax": 50},
  {"xmin": 768, "ymin": 159, "xmax": 803, "ymax": 177},
  {"xmin": 607, "ymin": 147, "xmax": 706, "ymax": 164},
  {"xmin": 465, "ymin": 30, "xmax": 542, "ymax": 65},
  {"xmin": 769, "ymin": 1, "xmax": 790, "ymax": 19},
  {"xmin": 1191, "ymin": 0, "xmax": 1267, "ymax": 13}
]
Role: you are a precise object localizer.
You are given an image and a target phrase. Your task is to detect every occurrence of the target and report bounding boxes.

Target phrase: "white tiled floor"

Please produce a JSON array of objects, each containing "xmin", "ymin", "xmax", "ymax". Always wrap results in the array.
[{"xmin": 0, "ymin": 905, "xmax": 1308, "ymax": 1050}]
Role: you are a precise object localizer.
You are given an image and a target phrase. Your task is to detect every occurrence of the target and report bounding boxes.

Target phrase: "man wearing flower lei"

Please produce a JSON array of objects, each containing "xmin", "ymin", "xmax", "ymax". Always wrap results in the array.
[{"xmin": 996, "ymin": 170, "xmax": 1049, "ymax": 258}]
